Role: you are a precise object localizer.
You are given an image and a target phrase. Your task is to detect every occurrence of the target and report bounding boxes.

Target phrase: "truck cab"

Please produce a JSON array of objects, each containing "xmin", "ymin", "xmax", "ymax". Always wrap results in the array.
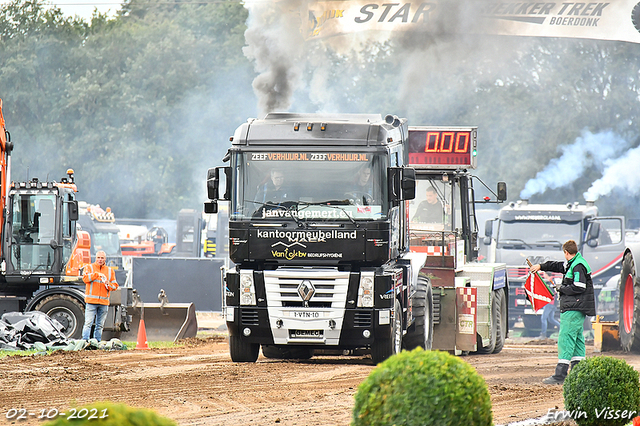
[{"xmin": 485, "ymin": 200, "xmax": 625, "ymax": 331}]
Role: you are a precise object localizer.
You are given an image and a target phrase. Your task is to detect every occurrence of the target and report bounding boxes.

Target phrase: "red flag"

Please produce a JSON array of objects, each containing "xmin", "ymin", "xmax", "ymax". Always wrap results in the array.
[{"xmin": 524, "ymin": 271, "xmax": 555, "ymax": 311}]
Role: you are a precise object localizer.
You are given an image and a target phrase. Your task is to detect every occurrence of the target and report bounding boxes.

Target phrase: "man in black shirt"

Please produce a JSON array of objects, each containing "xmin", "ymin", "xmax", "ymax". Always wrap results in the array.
[{"xmin": 412, "ymin": 187, "xmax": 443, "ymax": 223}]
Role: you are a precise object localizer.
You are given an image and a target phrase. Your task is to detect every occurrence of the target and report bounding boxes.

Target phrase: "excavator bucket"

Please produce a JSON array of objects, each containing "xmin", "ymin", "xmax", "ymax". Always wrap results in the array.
[{"xmin": 121, "ymin": 302, "xmax": 198, "ymax": 343}]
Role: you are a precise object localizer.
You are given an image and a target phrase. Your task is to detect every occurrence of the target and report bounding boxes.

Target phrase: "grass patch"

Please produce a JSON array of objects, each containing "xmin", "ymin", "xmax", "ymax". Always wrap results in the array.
[
  {"xmin": 120, "ymin": 340, "xmax": 183, "ymax": 349},
  {"xmin": 0, "ymin": 348, "xmax": 46, "ymax": 358},
  {"xmin": 0, "ymin": 340, "xmax": 183, "ymax": 358}
]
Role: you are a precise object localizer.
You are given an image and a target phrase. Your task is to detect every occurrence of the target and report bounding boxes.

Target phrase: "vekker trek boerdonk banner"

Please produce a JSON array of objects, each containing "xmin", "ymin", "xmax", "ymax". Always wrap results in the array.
[
  {"xmin": 524, "ymin": 271, "xmax": 555, "ymax": 311},
  {"xmin": 305, "ymin": 1, "xmax": 640, "ymax": 44}
]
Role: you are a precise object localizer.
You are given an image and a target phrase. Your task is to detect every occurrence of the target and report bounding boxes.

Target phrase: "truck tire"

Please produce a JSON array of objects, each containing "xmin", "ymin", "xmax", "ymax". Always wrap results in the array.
[
  {"xmin": 620, "ymin": 252, "xmax": 640, "ymax": 352},
  {"xmin": 475, "ymin": 289, "xmax": 499, "ymax": 354},
  {"xmin": 33, "ymin": 295, "xmax": 84, "ymax": 339},
  {"xmin": 261, "ymin": 345, "xmax": 314, "ymax": 360},
  {"xmin": 371, "ymin": 299, "xmax": 402, "ymax": 364},
  {"xmin": 403, "ymin": 278, "xmax": 433, "ymax": 351},
  {"xmin": 229, "ymin": 335, "xmax": 259, "ymax": 362},
  {"xmin": 493, "ymin": 288, "xmax": 507, "ymax": 354}
]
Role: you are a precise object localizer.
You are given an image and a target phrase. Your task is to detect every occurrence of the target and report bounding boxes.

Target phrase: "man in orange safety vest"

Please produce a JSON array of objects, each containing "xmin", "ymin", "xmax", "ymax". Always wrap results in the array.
[{"xmin": 82, "ymin": 250, "xmax": 118, "ymax": 341}]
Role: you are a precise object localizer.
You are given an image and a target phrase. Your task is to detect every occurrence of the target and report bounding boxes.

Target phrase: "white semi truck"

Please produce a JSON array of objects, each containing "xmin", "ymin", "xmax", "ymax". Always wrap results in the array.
[{"xmin": 484, "ymin": 200, "xmax": 625, "ymax": 333}]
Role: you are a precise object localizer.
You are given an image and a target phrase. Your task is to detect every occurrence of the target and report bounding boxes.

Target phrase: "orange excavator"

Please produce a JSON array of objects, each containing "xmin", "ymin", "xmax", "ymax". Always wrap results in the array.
[
  {"xmin": 0, "ymin": 99, "xmax": 132, "ymax": 339},
  {"xmin": 0, "ymin": 99, "xmax": 197, "ymax": 342}
]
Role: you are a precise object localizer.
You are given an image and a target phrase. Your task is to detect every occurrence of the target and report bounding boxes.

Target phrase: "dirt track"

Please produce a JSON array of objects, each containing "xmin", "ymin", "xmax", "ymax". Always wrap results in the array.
[{"xmin": 2, "ymin": 334, "xmax": 640, "ymax": 426}]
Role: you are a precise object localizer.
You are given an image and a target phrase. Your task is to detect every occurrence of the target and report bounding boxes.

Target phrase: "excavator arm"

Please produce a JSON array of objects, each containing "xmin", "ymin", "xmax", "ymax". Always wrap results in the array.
[{"xmin": 0, "ymin": 99, "xmax": 12, "ymax": 260}]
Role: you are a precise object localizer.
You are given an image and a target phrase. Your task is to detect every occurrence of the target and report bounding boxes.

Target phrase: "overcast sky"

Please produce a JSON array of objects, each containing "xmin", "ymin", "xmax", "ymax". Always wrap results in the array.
[{"xmin": 1, "ymin": 0, "xmax": 120, "ymax": 21}]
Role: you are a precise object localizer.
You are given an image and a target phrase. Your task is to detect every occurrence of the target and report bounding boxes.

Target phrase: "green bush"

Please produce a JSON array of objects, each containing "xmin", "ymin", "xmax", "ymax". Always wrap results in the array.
[
  {"xmin": 352, "ymin": 348, "xmax": 492, "ymax": 426},
  {"xmin": 43, "ymin": 402, "xmax": 176, "ymax": 426},
  {"xmin": 564, "ymin": 356, "xmax": 640, "ymax": 426}
]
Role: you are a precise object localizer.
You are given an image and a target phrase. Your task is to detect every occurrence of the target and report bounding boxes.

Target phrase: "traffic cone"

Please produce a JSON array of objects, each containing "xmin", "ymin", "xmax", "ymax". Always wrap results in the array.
[{"xmin": 135, "ymin": 318, "xmax": 150, "ymax": 350}]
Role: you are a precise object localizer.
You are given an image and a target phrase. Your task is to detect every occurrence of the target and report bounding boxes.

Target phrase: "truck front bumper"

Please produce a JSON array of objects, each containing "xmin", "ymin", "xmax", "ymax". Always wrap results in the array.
[{"xmin": 226, "ymin": 306, "xmax": 393, "ymax": 348}]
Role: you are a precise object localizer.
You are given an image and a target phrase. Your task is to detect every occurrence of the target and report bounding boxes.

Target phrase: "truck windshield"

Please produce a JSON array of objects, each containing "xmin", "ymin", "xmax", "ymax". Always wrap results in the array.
[
  {"xmin": 232, "ymin": 152, "xmax": 387, "ymax": 221},
  {"xmin": 497, "ymin": 221, "xmax": 581, "ymax": 248},
  {"xmin": 11, "ymin": 193, "xmax": 57, "ymax": 271}
]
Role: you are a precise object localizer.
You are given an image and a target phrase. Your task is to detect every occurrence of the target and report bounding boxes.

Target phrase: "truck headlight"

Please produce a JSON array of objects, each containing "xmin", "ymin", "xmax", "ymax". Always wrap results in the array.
[
  {"xmin": 357, "ymin": 273, "xmax": 374, "ymax": 308},
  {"xmin": 240, "ymin": 271, "xmax": 256, "ymax": 306}
]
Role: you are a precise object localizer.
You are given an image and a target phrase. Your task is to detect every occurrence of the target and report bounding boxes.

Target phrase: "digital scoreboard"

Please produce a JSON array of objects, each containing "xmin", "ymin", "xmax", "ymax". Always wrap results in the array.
[{"xmin": 407, "ymin": 127, "xmax": 477, "ymax": 169}]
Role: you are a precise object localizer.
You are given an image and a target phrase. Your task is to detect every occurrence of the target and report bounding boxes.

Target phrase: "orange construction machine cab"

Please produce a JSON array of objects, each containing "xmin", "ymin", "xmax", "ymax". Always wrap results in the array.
[
  {"xmin": 2, "ymin": 170, "xmax": 84, "ymax": 294},
  {"xmin": 120, "ymin": 226, "xmax": 176, "ymax": 257}
]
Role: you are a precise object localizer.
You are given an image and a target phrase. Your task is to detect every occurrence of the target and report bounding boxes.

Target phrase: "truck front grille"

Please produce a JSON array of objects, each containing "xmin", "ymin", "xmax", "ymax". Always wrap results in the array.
[{"xmin": 264, "ymin": 268, "xmax": 349, "ymax": 309}]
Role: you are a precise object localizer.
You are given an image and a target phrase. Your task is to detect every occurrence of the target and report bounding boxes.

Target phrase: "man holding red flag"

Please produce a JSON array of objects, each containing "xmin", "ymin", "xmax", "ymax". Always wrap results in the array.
[{"xmin": 530, "ymin": 240, "xmax": 596, "ymax": 385}]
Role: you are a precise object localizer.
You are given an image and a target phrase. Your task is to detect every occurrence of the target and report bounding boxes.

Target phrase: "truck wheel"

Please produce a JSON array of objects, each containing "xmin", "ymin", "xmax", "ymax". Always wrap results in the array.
[
  {"xmin": 475, "ymin": 289, "xmax": 499, "ymax": 354},
  {"xmin": 33, "ymin": 295, "xmax": 84, "ymax": 339},
  {"xmin": 403, "ymin": 278, "xmax": 433, "ymax": 351},
  {"xmin": 261, "ymin": 345, "xmax": 314, "ymax": 360},
  {"xmin": 493, "ymin": 288, "xmax": 507, "ymax": 354},
  {"xmin": 620, "ymin": 252, "xmax": 640, "ymax": 352},
  {"xmin": 229, "ymin": 335, "xmax": 259, "ymax": 362},
  {"xmin": 371, "ymin": 299, "xmax": 402, "ymax": 364}
]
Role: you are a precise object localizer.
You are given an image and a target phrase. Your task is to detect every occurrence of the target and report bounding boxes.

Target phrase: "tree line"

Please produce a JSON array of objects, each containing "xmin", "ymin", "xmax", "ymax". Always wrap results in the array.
[{"xmin": 1, "ymin": 0, "xmax": 638, "ymax": 220}]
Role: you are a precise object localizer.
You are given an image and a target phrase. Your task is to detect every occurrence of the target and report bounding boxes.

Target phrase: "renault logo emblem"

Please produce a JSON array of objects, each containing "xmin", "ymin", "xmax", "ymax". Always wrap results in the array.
[{"xmin": 297, "ymin": 280, "xmax": 315, "ymax": 307}]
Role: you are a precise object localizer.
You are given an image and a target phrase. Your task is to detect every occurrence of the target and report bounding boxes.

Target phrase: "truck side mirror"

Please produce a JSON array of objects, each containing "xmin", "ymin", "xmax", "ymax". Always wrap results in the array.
[
  {"xmin": 204, "ymin": 201, "xmax": 218, "ymax": 214},
  {"xmin": 586, "ymin": 222, "xmax": 600, "ymax": 247},
  {"xmin": 497, "ymin": 182, "xmax": 507, "ymax": 202},
  {"xmin": 207, "ymin": 168, "xmax": 219, "ymax": 201},
  {"xmin": 588, "ymin": 222, "xmax": 600, "ymax": 239},
  {"xmin": 484, "ymin": 219, "xmax": 493, "ymax": 237},
  {"xmin": 68, "ymin": 200, "xmax": 79, "ymax": 221},
  {"xmin": 401, "ymin": 168, "xmax": 416, "ymax": 200},
  {"xmin": 388, "ymin": 167, "xmax": 416, "ymax": 202}
]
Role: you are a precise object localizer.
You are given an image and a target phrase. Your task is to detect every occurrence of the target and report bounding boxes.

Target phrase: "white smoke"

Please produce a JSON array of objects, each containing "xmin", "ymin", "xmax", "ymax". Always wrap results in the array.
[
  {"xmin": 584, "ymin": 145, "xmax": 640, "ymax": 201},
  {"xmin": 519, "ymin": 129, "xmax": 630, "ymax": 199},
  {"xmin": 242, "ymin": 0, "xmax": 306, "ymax": 116}
]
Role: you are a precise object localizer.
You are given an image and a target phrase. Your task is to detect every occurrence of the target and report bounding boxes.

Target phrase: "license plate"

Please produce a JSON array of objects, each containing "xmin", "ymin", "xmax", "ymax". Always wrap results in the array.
[
  {"xmin": 290, "ymin": 311, "xmax": 322, "ymax": 319},
  {"xmin": 289, "ymin": 329, "xmax": 324, "ymax": 339}
]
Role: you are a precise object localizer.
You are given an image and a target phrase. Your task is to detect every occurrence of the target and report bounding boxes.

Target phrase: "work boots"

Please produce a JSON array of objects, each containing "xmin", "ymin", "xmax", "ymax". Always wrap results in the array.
[
  {"xmin": 542, "ymin": 363, "xmax": 569, "ymax": 385},
  {"xmin": 570, "ymin": 360, "xmax": 580, "ymax": 371}
]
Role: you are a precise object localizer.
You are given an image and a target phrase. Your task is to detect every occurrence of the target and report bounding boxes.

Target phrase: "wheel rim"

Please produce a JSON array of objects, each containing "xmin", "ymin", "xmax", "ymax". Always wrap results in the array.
[
  {"xmin": 624, "ymin": 274, "xmax": 635, "ymax": 334},
  {"xmin": 46, "ymin": 307, "xmax": 77, "ymax": 337}
]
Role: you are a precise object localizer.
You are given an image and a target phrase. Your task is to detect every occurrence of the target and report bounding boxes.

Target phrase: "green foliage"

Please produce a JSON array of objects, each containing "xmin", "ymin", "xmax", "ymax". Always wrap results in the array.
[
  {"xmin": 352, "ymin": 348, "xmax": 492, "ymax": 426},
  {"xmin": 44, "ymin": 401, "xmax": 176, "ymax": 426},
  {"xmin": 0, "ymin": 0, "xmax": 253, "ymax": 218},
  {"xmin": 1, "ymin": 0, "xmax": 640, "ymax": 218},
  {"xmin": 564, "ymin": 356, "xmax": 640, "ymax": 426}
]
